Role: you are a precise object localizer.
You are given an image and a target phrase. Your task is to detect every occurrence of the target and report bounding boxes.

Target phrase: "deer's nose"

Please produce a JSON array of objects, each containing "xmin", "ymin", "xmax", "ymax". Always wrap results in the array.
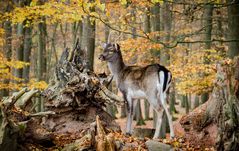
[{"xmin": 98, "ymin": 54, "xmax": 105, "ymax": 61}]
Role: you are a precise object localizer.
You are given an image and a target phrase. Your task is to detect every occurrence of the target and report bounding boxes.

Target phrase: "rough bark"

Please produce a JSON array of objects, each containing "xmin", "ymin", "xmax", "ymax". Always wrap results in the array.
[
  {"xmin": 144, "ymin": 100, "xmax": 150, "ymax": 120},
  {"xmin": 72, "ymin": 21, "xmax": 82, "ymax": 48},
  {"xmin": 15, "ymin": 23, "xmax": 24, "ymax": 80},
  {"xmin": 135, "ymin": 100, "xmax": 145, "ymax": 126},
  {"xmin": 143, "ymin": 8, "xmax": 151, "ymax": 121},
  {"xmin": 82, "ymin": 14, "xmax": 95, "ymax": 71},
  {"xmin": 227, "ymin": 0, "xmax": 239, "ymax": 58},
  {"xmin": 23, "ymin": 26, "xmax": 32, "ymax": 82},
  {"xmin": 37, "ymin": 19, "xmax": 47, "ymax": 112},
  {"xmin": 150, "ymin": 3, "xmax": 160, "ymax": 33},
  {"xmin": 169, "ymin": 82, "xmax": 177, "ymax": 113},
  {"xmin": 193, "ymin": 95, "xmax": 200, "ymax": 109},
  {"xmin": 0, "ymin": 41, "xmax": 122, "ymax": 150},
  {"xmin": 0, "ymin": 2, "xmax": 12, "ymax": 97},
  {"xmin": 180, "ymin": 62, "xmax": 239, "ymax": 150},
  {"xmin": 160, "ymin": 1, "xmax": 171, "ymax": 65},
  {"xmin": 201, "ymin": 2, "xmax": 214, "ymax": 103}
]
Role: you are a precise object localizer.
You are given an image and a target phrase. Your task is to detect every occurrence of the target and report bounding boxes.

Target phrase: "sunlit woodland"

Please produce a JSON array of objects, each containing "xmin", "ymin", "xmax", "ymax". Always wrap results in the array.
[{"xmin": 0, "ymin": 0, "xmax": 239, "ymax": 150}]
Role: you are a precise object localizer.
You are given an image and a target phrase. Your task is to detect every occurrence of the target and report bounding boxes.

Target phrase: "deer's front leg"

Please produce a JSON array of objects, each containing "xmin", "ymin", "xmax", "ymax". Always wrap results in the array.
[{"xmin": 125, "ymin": 95, "xmax": 133, "ymax": 135}]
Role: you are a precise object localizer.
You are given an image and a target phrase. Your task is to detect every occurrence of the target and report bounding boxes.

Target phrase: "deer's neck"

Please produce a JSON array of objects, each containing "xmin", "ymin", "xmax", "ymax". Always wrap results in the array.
[{"xmin": 108, "ymin": 53, "xmax": 125, "ymax": 84}]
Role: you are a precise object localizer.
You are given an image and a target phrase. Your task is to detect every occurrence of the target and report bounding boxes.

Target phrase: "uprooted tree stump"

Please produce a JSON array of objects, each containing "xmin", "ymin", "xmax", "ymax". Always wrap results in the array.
[
  {"xmin": 179, "ymin": 61, "xmax": 239, "ymax": 151},
  {"xmin": 0, "ymin": 40, "xmax": 124, "ymax": 151}
]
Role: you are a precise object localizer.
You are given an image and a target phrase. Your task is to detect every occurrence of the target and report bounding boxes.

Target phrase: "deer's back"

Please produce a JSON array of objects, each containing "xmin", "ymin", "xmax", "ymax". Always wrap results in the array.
[{"xmin": 118, "ymin": 64, "xmax": 170, "ymax": 96}]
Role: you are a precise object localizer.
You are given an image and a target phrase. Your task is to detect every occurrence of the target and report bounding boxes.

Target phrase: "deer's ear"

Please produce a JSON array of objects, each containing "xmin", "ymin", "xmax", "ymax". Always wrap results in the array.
[
  {"xmin": 102, "ymin": 43, "xmax": 107, "ymax": 49},
  {"xmin": 114, "ymin": 43, "xmax": 120, "ymax": 51}
]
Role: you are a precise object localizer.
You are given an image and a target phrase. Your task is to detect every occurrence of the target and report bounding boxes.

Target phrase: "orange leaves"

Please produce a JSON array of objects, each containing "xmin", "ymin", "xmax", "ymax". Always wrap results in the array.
[
  {"xmin": 169, "ymin": 48, "xmax": 225, "ymax": 94},
  {"xmin": 120, "ymin": 38, "xmax": 161, "ymax": 65}
]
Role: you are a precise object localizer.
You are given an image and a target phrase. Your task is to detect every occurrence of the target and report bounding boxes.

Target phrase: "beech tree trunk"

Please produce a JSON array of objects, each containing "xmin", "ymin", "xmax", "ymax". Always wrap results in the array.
[
  {"xmin": 0, "ymin": 2, "xmax": 12, "ymax": 97},
  {"xmin": 135, "ymin": 100, "xmax": 145, "ymax": 126},
  {"xmin": 37, "ymin": 19, "xmax": 47, "ymax": 112},
  {"xmin": 169, "ymin": 82, "xmax": 177, "ymax": 113},
  {"xmin": 15, "ymin": 24, "xmax": 24, "ymax": 80},
  {"xmin": 23, "ymin": 26, "xmax": 32, "ymax": 82},
  {"xmin": 227, "ymin": 0, "xmax": 239, "ymax": 58},
  {"xmin": 143, "ymin": 8, "xmax": 150, "ymax": 121},
  {"xmin": 201, "ymin": 2, "xmax": 213, "ymax": 103},
  {"xmin": 82, "ymin": 10, "xmax": 95, "ymax": 71},
  {"xmin": 193, "ymin": 95, "xmax": 200, "ymax": 109}
]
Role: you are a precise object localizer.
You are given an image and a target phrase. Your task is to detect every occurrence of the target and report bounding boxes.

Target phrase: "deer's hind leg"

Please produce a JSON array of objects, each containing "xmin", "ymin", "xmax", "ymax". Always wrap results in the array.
[
  {"xmin": 147, "ymin": 95, "xmax": 164, "ymax": 139},
  {"xmin": 153, "ymin": 108, "xmax": 164, "ymax": 139},
  {"xmin": 160, "ymin": 92, "xmax": 175, "ymax": 138}
]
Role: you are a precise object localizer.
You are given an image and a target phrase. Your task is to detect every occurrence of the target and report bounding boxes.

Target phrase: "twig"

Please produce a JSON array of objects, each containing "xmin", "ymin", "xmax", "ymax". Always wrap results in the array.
[{"xmin": 28, "ymin": 111, "xmax": 56, "ymax": 117}]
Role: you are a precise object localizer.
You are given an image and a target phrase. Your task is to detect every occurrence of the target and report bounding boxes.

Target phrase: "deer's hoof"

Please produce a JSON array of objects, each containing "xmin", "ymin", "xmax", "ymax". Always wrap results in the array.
[
  {"xmin": 170, "ymin": 134, "xmax": 175, "ymax": 139},
  {"xmin": 152, "ymin": 135, "xmax": 159, "ymax": 140},
  {"xmin": 125, "ymin": 132, "xmax": 132, "ymax": 136}
]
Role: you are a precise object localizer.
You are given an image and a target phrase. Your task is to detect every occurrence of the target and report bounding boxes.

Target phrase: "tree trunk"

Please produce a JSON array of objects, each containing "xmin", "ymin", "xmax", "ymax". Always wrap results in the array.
[
  {"xmin": 201, "ymin": 2, "xmax": 213, "ymax": 103},
  {"xmin": 1, "ymin": 20, "xmax": 12, "ymax": 97},
  {"xmin": 37, "ymin": 20, "xmax": 47, "ymax": 112},
  {"xmin": 15, "ymin": 24, "xmax": 24, "ymax": 80},
  {"xmin": 82, "ymin": 15, "xmax": 95, "ymax": 71},
  {"xmin": 48, "ymin": 23, "xmax": 58, "ymax": 73},
  {"xmin": 60, "ymin": 23, "xmax": 68, "ymax": 48},
  {"xmin": 169, "ymin": 82, "xmax": 177, "ymax": 114},
  {"xmin": 153, "ymin": 110, "xmax": 157, "ymax": 128},
  {"xmin": 104, "ymin": 21, "xmax": 110, "ymax": 42},
  {"xmin": 23, "ymin": 26, "xmax": 32, "ymax": 82},
  {"xmin": 81, "ymin": 0, "xmax": 96, "ymax": 71},
  {"xmin": 160, "ymin": 1, "xmax": 171, "ymax": 65},
  {"xmin": 144, "ymin": 100, "xmax": 150, "ymax": 120},
  {"xmin": 135, "ymin": 100, "xmax": 145, "ymax": 126},
  {"xmin": 180, "ymin": 95, "xmax": 186, "ymax": 108},
  {"xmin": 227, "ymin": 0, "xmax": 239, "ymax": 58},
  {"xmin": 72, "ymin": 21, "xmax": 82, "ymax": 47},
  {"xmin": 185, "ymin": 95, "xmax": 189, "ymax": 114},
  {"xmin": 150, "ymin": 3, "xmax": 160, "ymax": 33},
  {"xmin": 159, "ymin": 111, "xmax": 167, "ymax": 138},
  {"xmin": 193, "ymin": 95, "xmax": 200, "ymax": 109},
  {"xmin": 143, "ymin": 8, "xmax": 150, "ymax": 121}
]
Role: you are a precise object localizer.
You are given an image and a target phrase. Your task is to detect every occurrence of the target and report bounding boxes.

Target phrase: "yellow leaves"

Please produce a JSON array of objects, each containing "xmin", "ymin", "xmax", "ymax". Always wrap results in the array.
[
  {"xmin": 6, "ymin": 1, "xmax": 87, "ymax": 25},
  {"xmin": 170, "ymin": 48, "xmax": 225, "ymax": 95},
  {"xmin": 0, "ymin": 28, "xmax": 5, "ymax": 46},
  {"xmin": 120, "ymin": 37, "xmax": 162, "ymax": 65},
  {"xmin": 119, "ymin": 0, "xmax": 128, "ymax": 6},
  {"xmin": 4, "ymin": 0, "xmax": 107, "ymax": 25},
  {"xmin": 28, "ymin": 79, "xmax": 48, "ymax": 90},
  {"xmin": 151, "ymin": 0, "xmax": 164, "ymax": 4},
  {"xmin": 30, "ymin": 0, "xmax": 37, "ymax": 7},
  {"xmin": 0, "ymin": 53, "xmax": 29, "ymax": 69},
  {"xmin": 0, "ymin": 52, "xmax": 30, "ymax": 90}
]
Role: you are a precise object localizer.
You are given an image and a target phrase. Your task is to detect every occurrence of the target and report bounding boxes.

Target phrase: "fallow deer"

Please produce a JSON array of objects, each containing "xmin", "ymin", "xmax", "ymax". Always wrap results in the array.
[{"xmin": 99, "ymin": 43, "xmax": 174, "ymax": 139}]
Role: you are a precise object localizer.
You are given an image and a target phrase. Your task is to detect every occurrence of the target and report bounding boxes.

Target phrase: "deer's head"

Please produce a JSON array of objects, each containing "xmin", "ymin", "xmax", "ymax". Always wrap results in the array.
[{"xmin": 99, "ymin": 43, "xmax": 121, "ymax": 62}]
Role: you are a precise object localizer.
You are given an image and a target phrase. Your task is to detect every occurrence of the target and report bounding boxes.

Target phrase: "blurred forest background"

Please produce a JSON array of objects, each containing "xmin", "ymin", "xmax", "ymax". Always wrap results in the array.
[{"xmin": 0, "ymin": 0, "xmax": 239, "ymax": 150}]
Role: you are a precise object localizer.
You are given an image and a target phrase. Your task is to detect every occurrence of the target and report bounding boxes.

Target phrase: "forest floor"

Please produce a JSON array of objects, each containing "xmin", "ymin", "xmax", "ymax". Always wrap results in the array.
[
  {"xmin": 115, "ymin": 99, "xmax": 216, "ymax": 150},
  {"xmin": 115, "ymin": 99, "xmax": 185, "ymax": 135}
]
